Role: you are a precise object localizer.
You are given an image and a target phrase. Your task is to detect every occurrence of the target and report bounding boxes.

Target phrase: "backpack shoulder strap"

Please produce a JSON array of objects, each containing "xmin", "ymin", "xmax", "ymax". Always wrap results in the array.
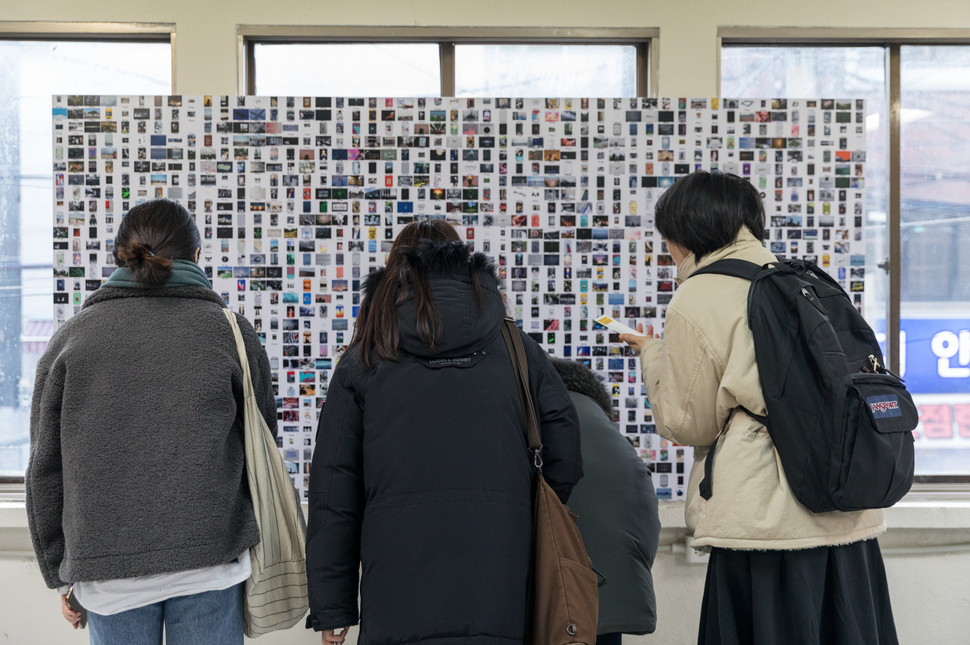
[
  {"xmin": 687, "ymin": 260, "xmax": 769, "ymax": 502},
  {"xmin": 689, "ymin": 258, "xmax": 763, "ymax": 282},
  {"xmin": 698, "ymin": 406, "xmax": 768, "ymax": 501}
]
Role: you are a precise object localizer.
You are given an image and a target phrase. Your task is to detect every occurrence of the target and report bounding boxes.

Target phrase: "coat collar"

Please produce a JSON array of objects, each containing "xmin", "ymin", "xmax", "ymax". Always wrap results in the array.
[
  {"xmin": 675, "ymin": 227, "xmax": 765, "ymax": 284},
  {"xmin": 82, "ymin": 284, "xmax": 227, "ymax": 310}
]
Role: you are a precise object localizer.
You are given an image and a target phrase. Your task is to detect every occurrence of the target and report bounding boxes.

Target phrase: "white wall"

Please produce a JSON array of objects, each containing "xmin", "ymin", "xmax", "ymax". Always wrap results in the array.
[
  {"xmin": 4, "ymin": 503, "xmax": 970, "ymax": 644},
  {"xmin": 2, "ymin": 1, "xmax": 970, "ymax": 642},
  {"xmin": 4, "ymin": 546, "xmax": 970, "ymax": 645}
]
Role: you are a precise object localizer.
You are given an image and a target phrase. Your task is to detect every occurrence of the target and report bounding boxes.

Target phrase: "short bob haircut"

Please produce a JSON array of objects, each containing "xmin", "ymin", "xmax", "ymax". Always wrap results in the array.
[{"xmin": 655, "ymin": 171, "xmax": 766, "ymax": 261}]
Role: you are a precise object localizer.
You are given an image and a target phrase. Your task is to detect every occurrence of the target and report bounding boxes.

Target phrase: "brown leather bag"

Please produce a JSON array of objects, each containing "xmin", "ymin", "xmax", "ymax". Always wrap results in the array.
[{"xmin": 500, "ymin": 319, "xmax": 600, "ymax": 645}]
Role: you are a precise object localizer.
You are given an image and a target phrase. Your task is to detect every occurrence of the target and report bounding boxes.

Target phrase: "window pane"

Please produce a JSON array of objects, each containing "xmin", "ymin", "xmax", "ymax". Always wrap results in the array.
[
  {"xmin": 254, "ymin": 44, "xmax": 441, "ymax": 97},
  {"xmin": 0, "ymin": 40, "xmax": 171, "ymax": 477},
  {"xmin": 721, "ymin": 47, "xmax": 900, "ymax": 454},
  {"xmin": 721, "ymin": 47, "xmax": 888, "ymax": 339},
  {"xmin": 900, "ymin": 46, "xmax": 970, "ymax": 474},
  {"xmin": 455, "ymin": 45, "xmax": 636, "ymax": 97}
]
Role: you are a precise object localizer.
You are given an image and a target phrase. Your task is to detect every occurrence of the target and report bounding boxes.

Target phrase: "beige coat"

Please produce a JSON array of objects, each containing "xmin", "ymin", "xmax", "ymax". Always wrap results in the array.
[{"xmin": 639, "ymin": 228, "xmax": 885, "ymax": 550}]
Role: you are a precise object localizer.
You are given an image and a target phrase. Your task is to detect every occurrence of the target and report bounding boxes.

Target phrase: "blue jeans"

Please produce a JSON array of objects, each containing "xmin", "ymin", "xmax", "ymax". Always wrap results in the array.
[{"xmin": 88, "ymin": 583, "xmax": 243, "ymax": 645}]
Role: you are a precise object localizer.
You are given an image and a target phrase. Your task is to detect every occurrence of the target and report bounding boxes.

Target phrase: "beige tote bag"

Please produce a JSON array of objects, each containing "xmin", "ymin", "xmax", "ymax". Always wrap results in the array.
[{"xmin": 224, "ymin": 309, "xmax": 309, "ymax": 637}]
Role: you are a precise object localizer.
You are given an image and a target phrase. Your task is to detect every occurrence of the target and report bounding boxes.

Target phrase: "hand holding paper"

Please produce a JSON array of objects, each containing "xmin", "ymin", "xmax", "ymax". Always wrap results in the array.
[
  {"xmin": 594, "ymin": 315, "xmax": 645, "ymax": 337},
  {"xmin": 592, "ymin": 315, "xmax": 661, "ymax": 356}
]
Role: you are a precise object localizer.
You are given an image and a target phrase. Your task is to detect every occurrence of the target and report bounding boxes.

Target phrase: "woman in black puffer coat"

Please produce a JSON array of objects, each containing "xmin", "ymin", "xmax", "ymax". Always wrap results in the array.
[{"xmin": 306, "ymin": 220, "xmax": 583, "ymax": 645}]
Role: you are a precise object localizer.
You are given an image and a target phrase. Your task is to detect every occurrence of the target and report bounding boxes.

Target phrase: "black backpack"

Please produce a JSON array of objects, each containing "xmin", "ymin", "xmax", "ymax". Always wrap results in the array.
[{"xmin": 691, "ymin": 257, "xmax": 917, "ymax": 513}]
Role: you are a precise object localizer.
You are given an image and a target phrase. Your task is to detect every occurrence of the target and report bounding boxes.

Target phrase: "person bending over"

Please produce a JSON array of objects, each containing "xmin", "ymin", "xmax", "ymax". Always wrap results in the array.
[{"xmin": 550, "ymin": 358, "xmax": 660, "ymax": 645}]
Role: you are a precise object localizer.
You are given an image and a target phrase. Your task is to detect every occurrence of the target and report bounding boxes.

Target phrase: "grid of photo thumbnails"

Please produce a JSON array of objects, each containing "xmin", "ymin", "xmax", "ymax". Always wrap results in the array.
[{"xmin": 52, "ymin": 94, "xmax": 868, "ymax": 501}]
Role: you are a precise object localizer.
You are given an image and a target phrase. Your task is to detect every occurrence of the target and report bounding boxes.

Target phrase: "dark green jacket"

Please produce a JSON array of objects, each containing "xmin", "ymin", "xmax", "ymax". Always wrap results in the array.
[{"xmin": 552, "ymin": 359, "xmax": 660, "ymax": 635}]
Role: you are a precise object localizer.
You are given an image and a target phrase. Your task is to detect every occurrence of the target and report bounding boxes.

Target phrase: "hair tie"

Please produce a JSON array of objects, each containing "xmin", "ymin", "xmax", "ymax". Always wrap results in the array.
[{"xmin": 149, "ymin": 251, "xmax": 155, "ymax": 257}]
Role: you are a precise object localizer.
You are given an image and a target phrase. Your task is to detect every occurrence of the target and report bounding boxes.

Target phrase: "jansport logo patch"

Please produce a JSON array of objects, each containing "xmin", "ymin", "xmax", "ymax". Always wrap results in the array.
[
  {"xmin": 870, "ymin": 400, "xmax": 898, "ymax": 414},
  {"xmin": 866, "ymin": 394, "xmax": 904, "ymax": 419}
]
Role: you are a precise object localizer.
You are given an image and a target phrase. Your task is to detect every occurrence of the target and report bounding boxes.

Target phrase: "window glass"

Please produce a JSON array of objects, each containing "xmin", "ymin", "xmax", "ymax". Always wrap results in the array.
[
  {"xmin": 721, "ymin": 46, "xmax": 888, "ymax": 336},
  {"xmin": 0, "ymin": 40, "xmax": 171, "ymax": 477},
  {"xmin": 900, "ymin": 46, "xmax": 970, "ymax": 474},
  {"xmin": 455, "ymin": 44, "xmax": 637, "ymax": 97},
  {"xmin": 254, "ymin": 44, "xmax": 441, "ymax": 97}
]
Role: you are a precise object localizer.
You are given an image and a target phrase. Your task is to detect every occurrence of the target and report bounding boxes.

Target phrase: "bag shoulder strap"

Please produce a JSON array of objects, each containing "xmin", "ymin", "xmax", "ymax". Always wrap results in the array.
[
  {"xmin": 222, "ymin": 308, "xmax": 306, "ymax": 517},
  {"xmin": 687, "ymin": 261, "xmax": 770, "ymax": 502},
  {"xmin": 222, "ymin": 309, "xmax": 255, "ymax": 397},
  {"xmin": 500, "ymin": 318, "xmax": 543, "ymax": 461},
  {"xmin": 689, "ymin": 258, "xmax": 763, "ymax": 282}
]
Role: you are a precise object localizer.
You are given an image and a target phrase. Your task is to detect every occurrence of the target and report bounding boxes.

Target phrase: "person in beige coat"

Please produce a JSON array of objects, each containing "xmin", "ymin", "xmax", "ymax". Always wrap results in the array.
[{"xmin": 622, "ymin": 172, "xmax": 897, "ymax": 645}]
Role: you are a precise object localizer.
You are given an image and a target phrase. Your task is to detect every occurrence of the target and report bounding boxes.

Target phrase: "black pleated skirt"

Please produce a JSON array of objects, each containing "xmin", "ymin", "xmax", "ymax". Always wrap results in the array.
[{"xmin": 698, "ymin": 538, "xmax": 898, "ymax": 645}]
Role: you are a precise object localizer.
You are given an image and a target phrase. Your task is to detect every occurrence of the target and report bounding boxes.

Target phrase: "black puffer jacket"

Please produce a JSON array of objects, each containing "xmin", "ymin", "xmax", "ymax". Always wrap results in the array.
[{"xmin": 306, "ymin": 240, "xmax": 583, "ymax": 645}]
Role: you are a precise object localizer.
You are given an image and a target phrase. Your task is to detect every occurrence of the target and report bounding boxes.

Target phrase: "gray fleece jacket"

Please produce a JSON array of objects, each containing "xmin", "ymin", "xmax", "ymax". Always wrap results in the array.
[{"xmin": 26, "ymin": 285, "xmax": 277, "ymax": 589}]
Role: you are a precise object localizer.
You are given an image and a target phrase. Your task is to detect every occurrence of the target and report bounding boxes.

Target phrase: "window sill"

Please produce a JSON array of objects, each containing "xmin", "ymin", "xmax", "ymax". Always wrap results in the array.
[
  {"xmin": 3, "ymin": 498, "xmax": 970, "ymax": 529},
  {"xmin": 4, "ymin": 498, "xmax": 970, "ymax": 553}
]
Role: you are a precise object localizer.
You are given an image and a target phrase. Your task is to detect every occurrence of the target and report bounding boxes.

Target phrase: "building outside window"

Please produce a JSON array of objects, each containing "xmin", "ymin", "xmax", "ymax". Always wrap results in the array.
[{"xmin": 898, "ymin": 45, "xmax": 970, "ymax": 474}]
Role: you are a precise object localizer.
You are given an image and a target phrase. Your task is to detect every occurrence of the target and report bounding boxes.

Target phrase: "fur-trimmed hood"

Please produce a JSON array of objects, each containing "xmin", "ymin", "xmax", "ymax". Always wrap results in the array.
[
  {"xmin": 361, "ymin": 240, "xmax": 499, "ymax": 303},
  {"xmin": 361, "ymin": 239, "xmax": 506, "ymax": 358},
  {"xmin": 549, "ymin": 358, "xmax": 613, "ymax": 420}
]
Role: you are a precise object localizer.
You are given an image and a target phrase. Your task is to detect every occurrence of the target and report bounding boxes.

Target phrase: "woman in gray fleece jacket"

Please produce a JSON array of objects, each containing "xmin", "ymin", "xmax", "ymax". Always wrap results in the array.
[{"xmin": 27, "ymin": 199, "xmax": 276, "ymax": 645}]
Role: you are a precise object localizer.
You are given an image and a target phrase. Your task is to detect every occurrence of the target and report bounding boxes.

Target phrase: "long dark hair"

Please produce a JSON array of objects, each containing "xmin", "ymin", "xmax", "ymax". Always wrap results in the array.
[
  {"xmin": 114, "ymin": 199, "xmax": 201, "ymax": 286},
  {"xmin": 350, "ymin": 220, "xmax": 484, "ymax": 368},
  {"xmin": 655, "ymin": 171, "xmax": 766, "ymax": 260}
]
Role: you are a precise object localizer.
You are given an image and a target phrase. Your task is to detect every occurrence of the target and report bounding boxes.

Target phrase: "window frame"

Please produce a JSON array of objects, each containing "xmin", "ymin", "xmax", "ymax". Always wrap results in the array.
[
  {"xmin": 2, "ymin": 25, "xmax": 966, "ymax": 495},
  {"xmin": 0, "ymin": 22, "xmax": 176, "ymax": 88},
  {"xmin": 719, "ymin": 30, "xmax": 970, "ymax": 490},
  {"xmin": 238, "ymin": 26, "xmax": 656, "ymax": 97},
  {"xmin": 0, "ymin": 24, "xmax": 176, "ymax": 495}
]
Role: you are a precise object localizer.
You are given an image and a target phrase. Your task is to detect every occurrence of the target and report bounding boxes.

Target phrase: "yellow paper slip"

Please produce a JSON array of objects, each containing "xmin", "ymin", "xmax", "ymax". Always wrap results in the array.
[{"xmin": 594, "ymin": 315, "xmax": 646, "ymax": 337}]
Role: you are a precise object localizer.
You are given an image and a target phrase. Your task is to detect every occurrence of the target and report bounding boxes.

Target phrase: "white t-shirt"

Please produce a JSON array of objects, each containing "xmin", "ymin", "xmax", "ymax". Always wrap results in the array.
[{"xmin": 63, "ymin": 550, "xmax": 251, "ymax": 616}]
